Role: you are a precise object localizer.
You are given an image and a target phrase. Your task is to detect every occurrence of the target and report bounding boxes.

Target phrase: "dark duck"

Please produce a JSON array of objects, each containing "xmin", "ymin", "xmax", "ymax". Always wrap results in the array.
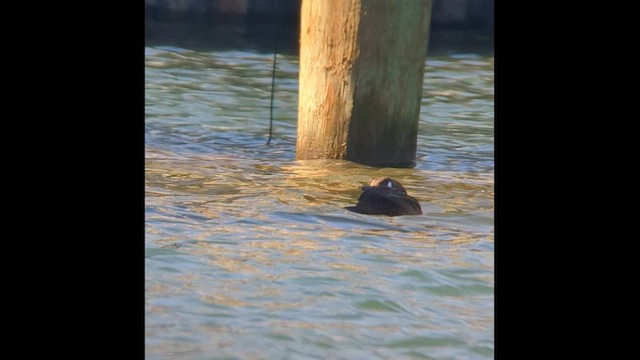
[{"xmin": 346, "ymin": 177, "xmax": 423, "ymax": 216}]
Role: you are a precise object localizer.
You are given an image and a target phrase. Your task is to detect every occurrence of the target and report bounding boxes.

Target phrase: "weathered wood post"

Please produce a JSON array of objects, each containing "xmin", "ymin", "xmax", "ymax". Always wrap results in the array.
[{"xmin": 296, "ymin": 0, "xmax": 432, "ymax": 167}]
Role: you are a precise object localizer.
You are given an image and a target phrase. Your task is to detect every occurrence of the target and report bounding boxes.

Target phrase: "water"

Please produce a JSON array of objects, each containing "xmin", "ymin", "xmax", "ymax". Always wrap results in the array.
[{"xmin": 145, "ymin": 45, "xmax": 494, "ymax": 359}]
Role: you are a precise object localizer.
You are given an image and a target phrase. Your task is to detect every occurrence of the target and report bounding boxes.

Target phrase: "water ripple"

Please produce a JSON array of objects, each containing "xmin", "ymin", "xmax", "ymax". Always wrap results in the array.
[{"xmin": 146, "ymin": 47, "xmax": 493, "ymax": 359}]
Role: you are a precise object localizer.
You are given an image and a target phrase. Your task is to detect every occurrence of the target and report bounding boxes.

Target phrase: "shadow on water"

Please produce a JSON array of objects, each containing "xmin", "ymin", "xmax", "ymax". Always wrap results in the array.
[{"xmin": 145, "ymin": 20, "xmax": 494, "ymax": 57}]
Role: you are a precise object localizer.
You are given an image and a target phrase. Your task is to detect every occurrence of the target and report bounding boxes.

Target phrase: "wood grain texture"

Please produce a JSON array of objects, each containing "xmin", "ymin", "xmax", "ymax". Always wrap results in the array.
[{"xmin": 296, "ymin": 0, "xmax": 432, "ymax": 167}]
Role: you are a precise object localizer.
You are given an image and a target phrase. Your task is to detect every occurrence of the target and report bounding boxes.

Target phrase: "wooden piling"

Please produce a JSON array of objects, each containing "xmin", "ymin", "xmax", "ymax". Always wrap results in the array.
[{"xmin": 296, "ymin": 0, "xmax": 432, "ymax": 167}]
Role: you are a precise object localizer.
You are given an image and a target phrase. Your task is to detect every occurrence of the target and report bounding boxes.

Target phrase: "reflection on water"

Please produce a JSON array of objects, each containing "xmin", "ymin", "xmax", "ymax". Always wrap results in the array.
[{"xmin": 146, "ymin": 46, "xmax": 493, "ymax": 359}]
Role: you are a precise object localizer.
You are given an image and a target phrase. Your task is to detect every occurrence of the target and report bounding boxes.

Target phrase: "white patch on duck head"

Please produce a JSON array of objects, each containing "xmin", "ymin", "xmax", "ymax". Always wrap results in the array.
[{"xmin": 387, "ymin": 181, "xmax": 393, "ymax": 188}]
